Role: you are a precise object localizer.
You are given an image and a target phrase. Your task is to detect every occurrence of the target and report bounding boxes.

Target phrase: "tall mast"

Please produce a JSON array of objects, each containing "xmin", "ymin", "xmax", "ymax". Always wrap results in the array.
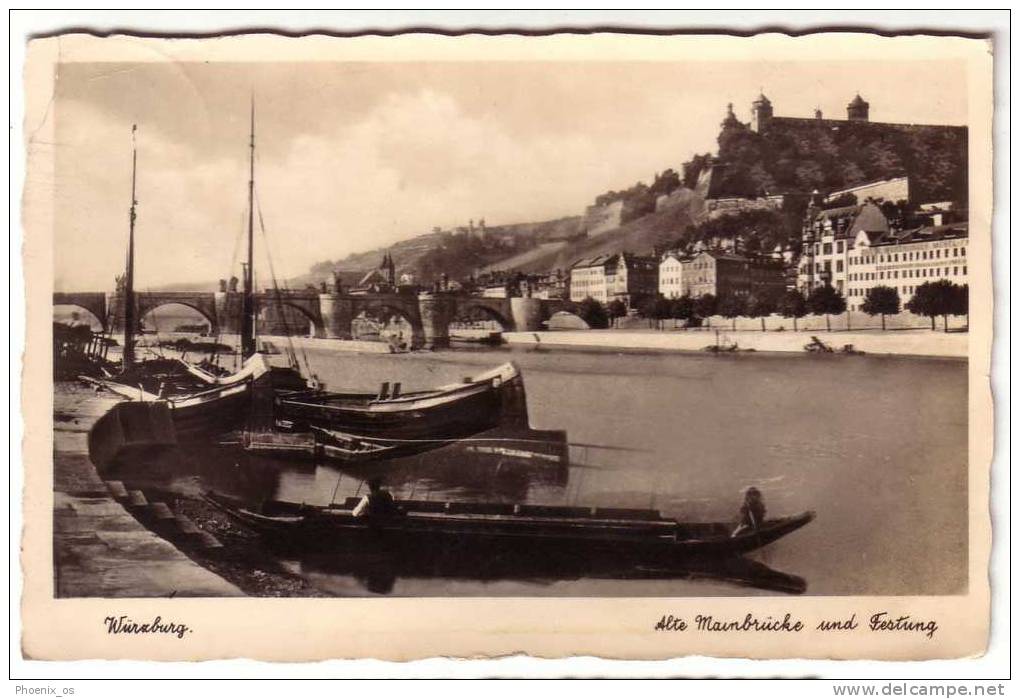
[
  {"xmin": 241, "ymin": 97, "xmax": 257, "ymax": 359},
  {"xmin": 122, "ymin": 124, "xmax": 138, "ymax": 370}
]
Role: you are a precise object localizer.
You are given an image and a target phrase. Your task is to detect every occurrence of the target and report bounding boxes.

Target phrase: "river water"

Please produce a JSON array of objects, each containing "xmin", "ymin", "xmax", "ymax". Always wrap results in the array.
[{"xmin": 104, "ymin": 343, "xmax": 968, "ymax": 598}]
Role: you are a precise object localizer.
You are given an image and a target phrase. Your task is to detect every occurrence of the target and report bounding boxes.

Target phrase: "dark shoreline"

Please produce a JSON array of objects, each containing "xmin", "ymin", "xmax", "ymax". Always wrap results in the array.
[{"xmin": 54, "ymin": 380, "xmax": 327, "ymax": 598}]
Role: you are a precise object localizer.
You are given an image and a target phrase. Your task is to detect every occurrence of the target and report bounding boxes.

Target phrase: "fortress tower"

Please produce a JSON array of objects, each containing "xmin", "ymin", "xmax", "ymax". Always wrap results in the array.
[
  {"xmin": 847, "ymin": 93, "xmax": 870, "ymax": 122},
  {"xmin": 750, "ymin": 92, "xmax": 773, "ymax": 133}
]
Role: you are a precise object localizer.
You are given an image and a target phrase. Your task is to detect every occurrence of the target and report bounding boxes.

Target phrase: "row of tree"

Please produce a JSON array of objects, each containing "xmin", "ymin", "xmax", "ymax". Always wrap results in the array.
[{"xmin": 572, "ymin": 279, "xmax": 968, "ymax": 333}]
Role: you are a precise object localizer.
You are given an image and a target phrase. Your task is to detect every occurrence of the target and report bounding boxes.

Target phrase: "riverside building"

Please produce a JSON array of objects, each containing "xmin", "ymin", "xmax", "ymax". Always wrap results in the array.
[
  {"xmin": 569, "ymin": 254, "xmax": 612, "ymax": 303},
  {"xmin": 659, "ymin": 251, "xmax": 687, "ymax": 299},
  {"xmin": 845, "ymin": 223, "xmax": 969, "ymax": 311},
  {"xmin": 797, "ymin": 201, "xmax": 890, "ymax": 295},
  {"xmin": 683, "ymin": 250, "xmax": 786, "ymax": 300},
  {"xmin": 570, "ymin": 252, "xmax": 659, "ymax": 307}
]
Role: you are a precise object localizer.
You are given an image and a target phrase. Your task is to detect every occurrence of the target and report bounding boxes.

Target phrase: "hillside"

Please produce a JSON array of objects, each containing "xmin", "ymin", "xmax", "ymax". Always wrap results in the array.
[
  {"xmin": 504, "ymin": 189, "xmax": 705, "ymax": 273},
  {"xmin": 476, "ymin": 241, "xmax": 569, "ymax": 275},
  {"xmin": 301, "ymin": 216, "xmax": 582, "ymax": 285},
  {"xmin": 294, "ymin": 191, "xmax": 703, "ymax": 284},
  {"xmin": 293, "ymin": 104, "xmax": 967, "ymax": 286}
]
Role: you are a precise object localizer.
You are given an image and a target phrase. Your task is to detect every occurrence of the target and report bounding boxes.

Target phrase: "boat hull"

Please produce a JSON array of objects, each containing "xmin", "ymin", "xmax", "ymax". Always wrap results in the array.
[
  {"xmin": 86, "ymin": 355, "xmax": 289, "ymax": 469},
  {"xmin": 206, "ymin": 492, "xmax": 815, "ymax": 562},
  {"xmin": 276, "ymin": 362, "xmax": 529, "ymax": 441}
]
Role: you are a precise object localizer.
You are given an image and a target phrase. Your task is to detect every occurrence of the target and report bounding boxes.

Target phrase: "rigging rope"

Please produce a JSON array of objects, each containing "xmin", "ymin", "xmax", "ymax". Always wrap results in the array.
[
  {"xmin": 254, "ymin": 188, "xmax": 315, "ymax": 380},
  {"xmin": 217, "ymin": 209, "xmax": 249, "ymax": 365},
  {"xmin": 143, "ymin": 287, "xmax": 166, "ymax": 359}
]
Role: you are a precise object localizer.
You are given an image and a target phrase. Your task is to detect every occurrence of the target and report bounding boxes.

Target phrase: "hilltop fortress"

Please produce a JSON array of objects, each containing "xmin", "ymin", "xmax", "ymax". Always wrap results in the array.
[{"xmin": 695, "ymin": 92, "xmax": 968, "ymax": 205}]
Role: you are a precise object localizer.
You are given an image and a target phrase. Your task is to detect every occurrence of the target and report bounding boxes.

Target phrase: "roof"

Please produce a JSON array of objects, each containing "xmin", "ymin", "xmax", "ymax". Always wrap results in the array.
[
  {"xmin": 848, "ymin": 93, "xmax": 869, "ymax": 107},
  {"xmin": 357, "ymin": 268, "xmax": 389, "ymax": 286},
  {"xmin": 816, "ymin": 205, "xmax": 860, "ymax": 221},
  {"xmin": 694, "ymin": 250, "xmax": 785, "ymax": 268},
  {"xmin": 617, "ymin": 252, "xmax": 657, "ymax": 268},
  {"xmin": 815, "ymin": 202, "xmax": 890, "ymax": 240},
  {"xmin": 857, "ymin": 230, "xmax": 888, "ymax": 245},
  {"xmin": 570, "ymin": 254, "xmax": 613, "ymax": 270},
  {"xmin": 875, "ymin": 223, "xmax": 969, "ymax": 247}
]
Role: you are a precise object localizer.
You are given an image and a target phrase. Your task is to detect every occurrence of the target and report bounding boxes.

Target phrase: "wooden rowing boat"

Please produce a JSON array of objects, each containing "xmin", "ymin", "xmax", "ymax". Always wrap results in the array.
[{"xmin": 204, "ymin": 491, "xmax": 815, "ymax": 560}]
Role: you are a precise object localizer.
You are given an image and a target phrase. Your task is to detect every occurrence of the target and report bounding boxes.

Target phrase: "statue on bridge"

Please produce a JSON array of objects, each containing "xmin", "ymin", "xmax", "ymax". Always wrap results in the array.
[
  {"xmin": 219, "ymin": 278, "xmax": 227, "ymax": 292},
  {"xmin": 228, "ymin": 276, "xmax": 239, "ymax": 292}
]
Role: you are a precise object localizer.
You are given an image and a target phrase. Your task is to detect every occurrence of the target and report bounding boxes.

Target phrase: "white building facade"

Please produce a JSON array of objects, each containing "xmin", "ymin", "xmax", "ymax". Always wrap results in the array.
[
  {"xmin": 659, "ymin": 252, "xmax": 687, "ymax": 299},
  {"xmin": 569, "ymin": 255, "xmax": 611, "ymax": 303},
  {"xmin": 846, "ymin": 225, "xmax": 969, "ymax": 311},
  {"xmin": 797, "ymin": 201, "xmax": 890, "ymax": 296}
]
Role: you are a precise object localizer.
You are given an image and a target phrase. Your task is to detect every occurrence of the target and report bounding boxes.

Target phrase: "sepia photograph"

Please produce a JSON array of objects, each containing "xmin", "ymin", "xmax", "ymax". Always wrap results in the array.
[{"xmin": 17, "ymin": 23, "xmax": 998, "ymax": 668}]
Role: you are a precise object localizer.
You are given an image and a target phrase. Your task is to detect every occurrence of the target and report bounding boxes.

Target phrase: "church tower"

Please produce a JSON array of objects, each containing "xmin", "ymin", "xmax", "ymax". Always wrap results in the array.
[
  {"xmin": 750, "ymin": 92, "xmax": 773, "ymax": 133},
  {"xmin": 385, "ymin": 253, "xmax": 396, "ymax": 286},
  {"xmin": 847, "ymin": 93, "xmax": 870, "ymax": 122}
]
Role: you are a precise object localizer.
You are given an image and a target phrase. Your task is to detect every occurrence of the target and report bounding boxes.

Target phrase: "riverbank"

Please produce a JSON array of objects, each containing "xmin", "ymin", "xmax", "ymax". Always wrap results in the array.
[
  {"xmin": 53, "ymin": 382, "xmax": 326, "ymax": 597},
  {"xmin": 53, "ymin": 383, "xmax": 241, "ymax": 597},
  {"xmin": 503, "ymin": 328, "xmax": 967, "ymax": 358}
]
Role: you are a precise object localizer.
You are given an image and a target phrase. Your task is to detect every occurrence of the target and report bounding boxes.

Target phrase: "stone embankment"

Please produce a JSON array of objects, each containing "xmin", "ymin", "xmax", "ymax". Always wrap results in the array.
[
  {"xmin": 53, "ymin": 384, "xmax": 241, "ymax": 597},
  {"xmin": 502, "ymin": 328, "xmax": 967, "ymax": 358},
  {"xmin": 55, "ymin": 382, "xmax": 331, "ymax": 597}
]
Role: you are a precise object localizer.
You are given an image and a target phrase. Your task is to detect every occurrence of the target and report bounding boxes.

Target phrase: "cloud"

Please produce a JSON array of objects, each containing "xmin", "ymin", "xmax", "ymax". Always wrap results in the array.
[
  {"xmin": 54, "ymin": 97, "xmax": 249, "ymax": 290},
  {"xmin": 51, "ymin": 59, "xmax": 968, "ymax": 291},
  {"xmin": 54, "ymin": 85, "xmax": 705, "ymax": 289}
]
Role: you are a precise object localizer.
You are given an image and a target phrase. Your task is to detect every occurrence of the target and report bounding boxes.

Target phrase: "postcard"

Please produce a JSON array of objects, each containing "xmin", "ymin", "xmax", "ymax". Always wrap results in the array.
[{"xmin": 20, "ymin": 30, "xmax": 993, "ymax": 662}]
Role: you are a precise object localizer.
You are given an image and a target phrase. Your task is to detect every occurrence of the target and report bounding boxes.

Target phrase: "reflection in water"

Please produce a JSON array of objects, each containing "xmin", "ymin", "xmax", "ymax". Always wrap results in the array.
[
  {"xmin": 107, "ymin": 426, "xmax": 574, "ymax": 508},
  {"xmin": 287, "ymin": 546, "xmax": 807, "ymax": 597},
  {"xmin": 106, "ymin": 423, "xmax": 809, "ymax": 597}
]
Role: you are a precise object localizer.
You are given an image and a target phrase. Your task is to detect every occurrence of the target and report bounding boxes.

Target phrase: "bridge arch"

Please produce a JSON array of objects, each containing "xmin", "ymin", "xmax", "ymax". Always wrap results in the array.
[
  {"xmin": 53, "ymin": 303, "xmax": 106, "ymax": 331},
  {"xmin": 353, "ymin": 299, "xmax": 425, "ymax": 350},
  {"xmin": 53, "ymin": 293, "xmax": 108, "ymax": 331},
  {"xmin": 136, "ymin": 299, "xmax": 219, "ymax": 336},
  {"xmin": 257, "ymin": 298, "xmax": 324, "ymax": 338},
  {"xmin": 452, "ymin": 300, "xmax": 515, "ymax": 332}
]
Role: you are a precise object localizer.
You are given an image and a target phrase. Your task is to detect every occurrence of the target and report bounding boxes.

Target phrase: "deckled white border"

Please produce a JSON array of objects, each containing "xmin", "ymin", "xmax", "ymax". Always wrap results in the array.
[{"xmin": 8, "ymin": 9, "xmax": 1011, "ymax": 682}]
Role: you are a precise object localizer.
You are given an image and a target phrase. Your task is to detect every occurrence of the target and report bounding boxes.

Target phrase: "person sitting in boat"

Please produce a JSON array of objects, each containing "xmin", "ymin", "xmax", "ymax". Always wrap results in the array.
[
  {"xmin": 732, "ymin": 486, "xmax": 766, "ymax": 537},
  {"xmin": 353, "ymin": 477, "xmax": 403, "ymax": 519}
]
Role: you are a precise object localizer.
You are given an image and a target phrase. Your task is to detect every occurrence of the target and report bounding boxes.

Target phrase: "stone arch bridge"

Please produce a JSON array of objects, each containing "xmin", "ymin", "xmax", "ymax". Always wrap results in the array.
[{"xmin": 53, "ymin": 289, "xmax": 565, "ymax": 349}]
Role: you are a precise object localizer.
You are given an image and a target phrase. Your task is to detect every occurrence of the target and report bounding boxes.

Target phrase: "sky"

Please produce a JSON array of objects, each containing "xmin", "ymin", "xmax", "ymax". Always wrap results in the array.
[{"xmin": 51, "ymin": 59, "xmax": 968, "ymax": 291}]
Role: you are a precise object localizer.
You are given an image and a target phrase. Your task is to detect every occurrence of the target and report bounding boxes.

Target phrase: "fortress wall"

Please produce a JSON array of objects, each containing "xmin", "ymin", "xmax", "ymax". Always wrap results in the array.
[{"xmin": 582, "ymin": 200, "xmax": 624, "ymax": 237}]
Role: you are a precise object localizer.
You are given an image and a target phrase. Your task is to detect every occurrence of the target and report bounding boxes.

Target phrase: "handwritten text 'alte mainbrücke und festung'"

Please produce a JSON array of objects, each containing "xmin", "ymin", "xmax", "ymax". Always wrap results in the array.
[{"xmin": 654, "ymin": 612, "xmax": 938, "ymax": 639}]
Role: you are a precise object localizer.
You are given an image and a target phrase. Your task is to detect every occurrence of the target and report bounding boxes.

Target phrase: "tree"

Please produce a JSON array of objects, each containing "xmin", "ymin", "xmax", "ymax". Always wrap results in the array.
[
  {"xmin": 806, "ymin": 285, "xmax": 847, "ymax": 332},
  {"xmin": 606, "ymin": 299, "xmax": 628, "ymax": 328},
  {"xmin": 671, "ymin": 294, "xmax": 696, "ymax": 328},
  {"xmin": 777, "ymin": 288, "xmax": 808, "ymax": 331},
  {"xmin": 649, "ymin": 168, "xmax": 682, "ymax": 198},
  {"xmin": 576, "ymin": 297, "xmax": 609, "ymax": 330},
  {"xmin": 861, "ymin": 285, "xmax": 901, "ymax": 331},
  {"xmin": 907, "ymin": 280, "xmax": 963, "ymax": 332},
  {"xmin": 682, "ymin": 153, "xmax": 713, "ymax": 189},
  {"xmin": 717, "ymin": 294, "xmax": 747, "ymax": 331},
  {"xmin": 951, "ymin": 284, "xmax": 969, "ymax": 327},
  {"xmin": 653, "ymin": 296, "xmax": 675, "ymax": 330},
  {"xmin": 694, "ymin": 294, "xmax": 717, "ymax": 327},
  {"xmin": 639, "ymin": 295, "xmax": 674, "ymax": 330},
  {"xmin": 747, "ymin": 293, "xmax": 778, "ymax": 331},
  {"xmin": 826, "ymin": 192, "xmax": 859, "ymax": 209},
  {"xmin": 636, "ymin": 295, "xmax": 659, "ymax": 329}
]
